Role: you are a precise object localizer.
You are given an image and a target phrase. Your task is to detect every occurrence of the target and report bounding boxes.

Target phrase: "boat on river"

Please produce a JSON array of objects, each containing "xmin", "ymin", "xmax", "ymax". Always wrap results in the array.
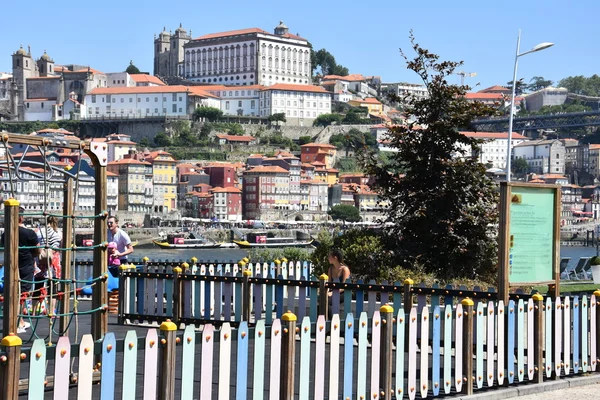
[
  {"xmin": 233, "ymin": 231, "xmax": 314, "ymax": 249},
  {"xmin": 153, "ymin": 232, "xmax": 232, "ymax": 249}
]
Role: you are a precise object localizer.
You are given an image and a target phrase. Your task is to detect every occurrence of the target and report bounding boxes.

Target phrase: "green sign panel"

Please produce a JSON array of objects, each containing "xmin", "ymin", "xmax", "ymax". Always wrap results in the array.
[{"xmin": 508, "ymin": 186, "xmax": 555, "ymax": 283}]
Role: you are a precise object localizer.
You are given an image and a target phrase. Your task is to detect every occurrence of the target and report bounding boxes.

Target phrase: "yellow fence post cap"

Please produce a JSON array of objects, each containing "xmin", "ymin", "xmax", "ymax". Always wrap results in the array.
[
  {"xmin": 319, "ymin": 273, "xmax": 329, "ymax": 281},
  {"xmin": 532, "ymin": 293, "xmax": 544, "ymax": 301},
  {"xmin": 461, "ymin": 298, "xmax": 474, "ymax": 306},
  {"xmin": 160, "ymin": 320, "xmax": 178, "ymax": 331},
  {"xmin": 142, "ymin": 256, "xmax": 150, "ymax": 262},
  {"xmin": 380, "ymin": 304, "xmax": 394, "ymax": 313},
  {"xmin": 243, "ymin": 269, "xmax": 252, "ymax": 277},
  {"xmin": 3, "ymin": 198, "xmax": 19, "ymax": 207},
  {"xmin": 173, "ymin": 267, "xmax": 182, "ymax": 274},
  {"xmin": 282, "ymin": 311, "xmax": 297, "ymax": 322},
  {"xmin": 181, "ymin": 262, "xmax": 189, "ymax": 269},
  {"xmin": 404, "ymin": 278, "xmax": 414, "ymax": 285},
  {"xmin": 1, "ymin": 333, "xmax": 23, "ymax": 347}
]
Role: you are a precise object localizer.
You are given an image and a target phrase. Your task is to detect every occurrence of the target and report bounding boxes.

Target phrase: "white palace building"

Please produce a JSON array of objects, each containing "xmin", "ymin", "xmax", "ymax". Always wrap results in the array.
[{"xmin": 156, "ymin": 21, "xmax": 312, "ymax": 87}]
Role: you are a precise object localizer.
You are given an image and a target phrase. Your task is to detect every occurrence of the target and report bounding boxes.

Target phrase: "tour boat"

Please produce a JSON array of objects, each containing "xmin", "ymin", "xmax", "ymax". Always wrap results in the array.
[
  {"xmin": 153, "ymin": 232, "xmax": 225, "ymax": 249},
  {"xmin": 233, "ymin": 231, "xmax": 314, "ymax": 248}
]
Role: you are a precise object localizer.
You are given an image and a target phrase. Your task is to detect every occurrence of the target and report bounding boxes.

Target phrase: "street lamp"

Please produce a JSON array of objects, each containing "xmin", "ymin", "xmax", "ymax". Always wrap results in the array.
[{"xmin": 505, "ymin": 31, "xmax": 554, "ymax": 182}]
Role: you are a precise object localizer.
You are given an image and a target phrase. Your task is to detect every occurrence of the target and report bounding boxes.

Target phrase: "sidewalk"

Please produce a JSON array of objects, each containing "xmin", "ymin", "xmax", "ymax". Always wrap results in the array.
[{"xmin": 460, "ymin": 376, "xmax": 600, "ymax": 400}]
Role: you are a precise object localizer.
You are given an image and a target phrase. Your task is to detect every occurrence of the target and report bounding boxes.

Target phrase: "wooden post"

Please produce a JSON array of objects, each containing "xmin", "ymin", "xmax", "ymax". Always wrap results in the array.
[
  {"xmin": 172, "ymin": 265, "xmax": 182, "ymax": 324},
  {"xmin": 158, "ymin": 320, "xmax": 177, "ymax": 400},
  {"xmin": 533, "ymin": 293, "xmax": 544, "ymax": 384},
  {"xmin": 117, "ymin": 264, "xmax": 131, "ymax": 325},
  {"xmin": 403, "ymin": 279, "xmax": 414, "ymax": 310},
  {"xmin": 380, "ymin": 304, "xmax": 394, "ymax": 400},
  {"xmin": 2, "ymin": 199, "xmax": 20, "ymax": 337},
  {"xmin": 498, "ymin": 183, "xmax": 510, "ymax": 304},
  {"xmin": 60, "ymin": 178, "xmax": 74, "ymax": 334},
  {"xmin": 0, "ymin": 334, "xmax": 22, "ymax": 400},
  {"xmin": 280, "ymin": 311, "xmax": 297, "ymax": 400},
  {"xmin": 462, "ymin": 298, "xmax": 474, "ymax": 395},
  {"xmin": 318, "ymin": 274, "xmax": 328, "ymax": 318},
  {"xmin": 91, "ymin": 164, "xmax": 108, "ymax": 340},
  {"xmin": 242, "ymin": 269, "xmax": 252, "ymax": 322}
]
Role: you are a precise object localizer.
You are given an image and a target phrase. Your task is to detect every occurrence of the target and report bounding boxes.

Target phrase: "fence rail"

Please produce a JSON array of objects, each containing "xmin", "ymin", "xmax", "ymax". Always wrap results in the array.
[{"xmin": 3, "ymin": 293, "xmax": 600, "ymax": 399}]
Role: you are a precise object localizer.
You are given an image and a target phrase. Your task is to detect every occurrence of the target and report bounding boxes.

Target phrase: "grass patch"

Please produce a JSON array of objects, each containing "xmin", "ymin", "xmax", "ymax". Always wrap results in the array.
[{"xmin": 533, "ymin": 282, "xmax": 600, "ymax": 294}]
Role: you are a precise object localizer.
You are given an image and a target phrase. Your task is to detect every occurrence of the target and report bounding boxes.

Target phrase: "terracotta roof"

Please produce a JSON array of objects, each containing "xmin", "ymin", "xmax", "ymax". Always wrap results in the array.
[
  {"xmin": 107, "ymin": 158, "xmax": 151, "ymax": 166},
  {"xmin": 72, "ymin": 68, "xmax": 105, "ymax": 75},
  {"xmin": 37, "ymin": 128, "xmax": 74, "ymax": 134},
  {"xmin": 27, "ymin": 76, "xmax": 60, "ymax": 80},
  {"xmin": 529, "ymin": 179, "xmax": 545, "ymax": 183},
  {"xmin": 589, "ymin": 144, "xmax": 600, "ymax": 150},
  {"xmin": 460, "ymin": 131, "xmax": 528, "ymax": 140},
  {"xmin": 248, "ymin": 154, "xmax": 263, "ymax": 158},
  {"xmin": 106, "ymin": 171, "xmax": 119, "ymax": 177},
  {"xmin": 193, "ymin": 27, "xmax": 306, "ymax": 41},
  {"xmin": 323, "ymin": 74, "xmax": 367, "ymax": 82},
  {"xmin": 539, "ymin": 174, "xmax": 567, "ymax": 179},
  {"xmin": 465, "ymin": 92, "xmax": 524, "ymax": 102},
  {"xmin": 301, "ymin": 143, "xmax": 336, "ymax": 149},
  {"xmin": 189, "ymin": 191, "xmax": 213, "ymax": 198},
  {"xmin": 107, "ymin": 140, "xmax": 137, "ymax": 145},
  {"xmin": 350, "ymin": 97, "xmax": 381, "ymax": 105},
  {"xmin": 261, "ymin": 83, "xmax": 330, "ymax": 93},
  {"xmin": 311, "ymin": 161, "xmax": 326, "ymax": 166},
  {"xmin": 479, "ymin": 85, "xmax": 510, "ymax": 93},
  {"xmin": 88, "ymin": 85, "xmax": 192, "ymax": 95},
  {"xmin": 245, "ymin": 165, "xmax": 289, "ymax": 174},
  {"xmin": 301, "ymin": 163, "xmax": 314, "ymax": 168},
  {"xmin": 211, "ymin": 186, "xmax": 242, "ymax": 193},
  {"xmin": 130, "ymin": 74, "xmax": 166, "ymax": 86},
  {"xmin": 216, "ymin": 134, "xmax": 255, "ymax": 142}
]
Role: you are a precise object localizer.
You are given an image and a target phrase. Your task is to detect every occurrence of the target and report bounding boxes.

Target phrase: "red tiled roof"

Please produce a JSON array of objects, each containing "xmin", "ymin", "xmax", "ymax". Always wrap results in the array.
[
  {"xmin": 193, "ymin": 27, "xmax": 306, "ymax": 41},
  {"xmin": 301, "ymin": 143, "xmax": 336, "ymax": 149},
  {"xmin": 465, "ymin": 92, "xmax": 524, "ymax": 102},
  {"xmin": 73, "ymin": 68, "xmax": 105, "ymax": 75},
  {"xmin": 322, "ymin": 74, "xmax": 367, "ymax": 82},
  {"xmin": 211, "ymin": 186, "xmax": 242, "ymax": 193},
  {"xmin": 479, "ymin": 85, "xmax": 510, "ymax": 93},
  {"xmin": 460, "ymin": 131, "xmax": 528, "ymax": 140},
  {"xmin": 88, "ymin": 85, "xmax": 193, "ymax": 95},
  {"xmin": 216, "ymin": 134, "xmax": 255, "ymax": 142},
  {"xmin": 245, "ymin": 165, "xmax": 289, "ymax": 174},
  {"xmin": 261, "ymin": 83, "xmax": 330, "ymax": 93},
  {"xmin": 350, "ymin": 97, "xmax": 381, "ymax": 105},
  {"xmin": 130, "ymin": 74, "xmax": 166, "ymax": 86},
  {"xmin": 107, "ymin": 158, "xmax": 151, "ymax": 166}
]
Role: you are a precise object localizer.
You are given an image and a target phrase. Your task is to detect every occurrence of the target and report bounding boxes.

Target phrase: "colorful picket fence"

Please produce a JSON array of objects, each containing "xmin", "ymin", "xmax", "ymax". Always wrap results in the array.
[{"xmin": 3, "ymin": 293, "xmax": 600, "ymax": 399}]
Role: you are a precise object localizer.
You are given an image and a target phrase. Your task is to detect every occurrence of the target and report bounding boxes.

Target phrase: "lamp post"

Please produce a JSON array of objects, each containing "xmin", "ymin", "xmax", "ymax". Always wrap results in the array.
[{"xmin": 505, "ymin": 31, "xmax": 554, "ymax": 182}]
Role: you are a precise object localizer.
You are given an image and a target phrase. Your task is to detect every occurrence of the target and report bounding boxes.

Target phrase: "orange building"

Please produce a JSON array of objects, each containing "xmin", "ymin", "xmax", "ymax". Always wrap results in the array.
[{"xmin": 300, "ymin": 143, "xmax": 337, "ymax": 169}]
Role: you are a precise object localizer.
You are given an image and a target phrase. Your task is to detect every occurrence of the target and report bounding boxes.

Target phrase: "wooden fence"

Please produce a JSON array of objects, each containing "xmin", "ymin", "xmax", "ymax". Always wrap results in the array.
[{"xmin": 3, "ymin": 294, "xmax": 600, "ymax": 399}]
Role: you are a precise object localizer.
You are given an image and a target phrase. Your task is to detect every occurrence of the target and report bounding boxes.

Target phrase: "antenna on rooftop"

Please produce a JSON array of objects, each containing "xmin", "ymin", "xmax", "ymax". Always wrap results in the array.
[{"xmin": 456, "ymin": 71, "xmax": 477, "ymax": 86}]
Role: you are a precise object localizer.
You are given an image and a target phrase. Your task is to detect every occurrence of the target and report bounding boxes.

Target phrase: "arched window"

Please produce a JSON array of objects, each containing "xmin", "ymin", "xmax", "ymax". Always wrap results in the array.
[{"xmin": 287, "ymin": 60, "xmax": 291, "ymax": 71}]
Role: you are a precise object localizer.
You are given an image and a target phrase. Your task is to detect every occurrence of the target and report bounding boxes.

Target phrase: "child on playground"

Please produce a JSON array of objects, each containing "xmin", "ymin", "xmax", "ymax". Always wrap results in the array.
[{"xmin": 107, "ymin": 242, "xmax": 121, "ymax": 276}]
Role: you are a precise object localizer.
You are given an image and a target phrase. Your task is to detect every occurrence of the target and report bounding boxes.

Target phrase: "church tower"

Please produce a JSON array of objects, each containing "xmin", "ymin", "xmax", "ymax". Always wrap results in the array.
[
  {"xmin": 11, "ymin": 45, "xmax": 35, "ymax": 120},
  {"xmin": 154, "ymin": 27, "xmax": 171, "ymax": 76},
  {"xmin": 37, "ymin": 50, "xmax": 55, "ymax": 77},
  {"xmin": 170, "ymin": 24, "xmax": 191, "ymax": 77},
  {"xmin": 274, "ymin": 21, "xmax": 289, "ymax": 36}
]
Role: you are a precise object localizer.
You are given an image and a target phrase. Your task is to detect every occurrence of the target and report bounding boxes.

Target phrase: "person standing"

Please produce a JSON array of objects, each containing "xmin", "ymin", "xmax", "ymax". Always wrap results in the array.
[
  {"xmin": 2, "ymin": 207, "xmax": 40, "ymax": 332},
  {"xmin": 106, "ymin": 215, "xmax": 133, "ymax": 276}
]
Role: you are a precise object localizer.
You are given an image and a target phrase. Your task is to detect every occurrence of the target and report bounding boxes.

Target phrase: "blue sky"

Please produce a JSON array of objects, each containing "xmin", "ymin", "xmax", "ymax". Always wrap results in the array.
[{"xmin": 1, "ymin": 0, "xmax": 598, "ymax": 91}]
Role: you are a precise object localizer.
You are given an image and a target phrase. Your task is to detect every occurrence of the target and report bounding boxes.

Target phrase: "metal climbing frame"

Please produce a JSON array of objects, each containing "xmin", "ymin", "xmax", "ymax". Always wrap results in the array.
[{"xmin": 1, "ymin": 132, "xmax": 108, "ymax": 341}]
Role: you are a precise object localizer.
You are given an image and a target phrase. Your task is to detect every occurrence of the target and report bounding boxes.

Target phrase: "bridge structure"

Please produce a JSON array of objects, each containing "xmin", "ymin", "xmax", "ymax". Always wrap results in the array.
[{"xmin": 472, "ymin": 110, "xmax": 600, "ymax": 132}]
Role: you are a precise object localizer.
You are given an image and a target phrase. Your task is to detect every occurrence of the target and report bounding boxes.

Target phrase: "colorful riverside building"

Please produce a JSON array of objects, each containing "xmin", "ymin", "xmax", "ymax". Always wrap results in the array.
[
  {"xmin": 144, "ymin": 150, "xmax": 178, "ymax": 213},
  {"xmin": 300, "ymin": 143, "xmax": 337, "ymax": 169},
  {"xmin": 242, "ymin": 165, "xmax": 290, "ymax": 220},
  {"xmin": 107, "ymin": 158, "xmax": 153, "ymax": 213}
]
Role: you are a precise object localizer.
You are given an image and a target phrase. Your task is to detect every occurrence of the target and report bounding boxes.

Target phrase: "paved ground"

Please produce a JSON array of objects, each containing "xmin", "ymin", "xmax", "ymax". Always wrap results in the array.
[{"xmin": 459, "ymin": 376, "xmax": 600, "ymax": 400}]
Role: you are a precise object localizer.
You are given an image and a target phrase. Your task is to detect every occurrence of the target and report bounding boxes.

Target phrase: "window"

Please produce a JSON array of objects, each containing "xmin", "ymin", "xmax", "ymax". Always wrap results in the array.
[
  {"xmin": 146, "ymin": 108, "xmax": 150, "ymax": 114},
  {"xmin": 172, "ymin": 104, "xmax": 177, "ymax": 112},
  {"xmin": 155, "ymin": 97, "xmax": 158, "ymax": 102},
  {"xmin": 226, "ymin": 101, "xmax": 230, "ymax": 110},
  {"xmin": 155, "ymin": 108, "xmax": 158, "ymax": 113},
  {"xmin": 146, "ymin": 97, "xmax": 150, "ymax": 102},
  {"xmin": 172, "ymin": 93, "xmax": 177, "ymax": 101},
  {"xmin": 251, "ymin": 100, "xmax": 255, "ymax": 109},
  {"xmin": 238, "ymin": 101, "xmax": 242, "ymax": 107},
  {"xmin": 129, "ymin": 98, "xmax": 133, "ymax": 103},
  {"xmin": 92, "ymin": 95, "xmax": 96, "ymax": 103},
  {"xmin": 179, "ymin": 97, "xmax": 182, "ymax": 102},
  {"xmin": 121, "ymin": 98, "xmax": 124, "ymax": 103}
]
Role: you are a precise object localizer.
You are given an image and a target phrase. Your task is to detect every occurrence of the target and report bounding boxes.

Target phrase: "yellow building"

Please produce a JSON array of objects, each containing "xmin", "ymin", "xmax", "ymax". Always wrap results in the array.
[
  {"xmin": 145, "ymin": 150, "xmax": 178, "ymax": 212},
  {"xmin": 348, "ymin": 97, "xmax": 383, "ymax": 115},
  {"xmin": 105, "ymin": 133, "xmax": 137, "ymax": 162}
]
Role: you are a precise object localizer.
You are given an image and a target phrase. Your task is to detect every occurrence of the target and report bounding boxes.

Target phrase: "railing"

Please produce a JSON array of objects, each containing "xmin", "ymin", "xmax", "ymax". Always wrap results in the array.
[{"xmin": 3, "ymin": 294, "xmax": 600, "ymax": 399}]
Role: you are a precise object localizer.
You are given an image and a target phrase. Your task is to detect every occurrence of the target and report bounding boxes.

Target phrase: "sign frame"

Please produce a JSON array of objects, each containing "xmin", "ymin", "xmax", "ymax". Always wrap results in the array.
[{"xmin": 498, "ymin": 182, "xmax": 561, "ymax": 302}]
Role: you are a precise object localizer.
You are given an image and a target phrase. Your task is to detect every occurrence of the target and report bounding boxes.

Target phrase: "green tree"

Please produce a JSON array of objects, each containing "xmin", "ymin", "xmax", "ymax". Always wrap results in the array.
[
  {"xmin": 558, "ymin": 75, "xmax": 600, "ymax": 96},
  {"xmin": 512, "ymin": 157, "xmax": 530, "ymax": 174},
  {"xmin": 328, "ymin": 204, "xmax": 361, "ymax": 222},
  {"xmin": 298, "ymin": 135, "xmax": 312, "ymax": 145},
  {"xmin": 153, "ymin": 132, "xmax": 171, "ymax": 147},
  {"xmin": 194, "ymin": 106, "xmax": 223, "ymax": 122},
  {"xmin": 139, "ymin": 137, "xmax": 150, "ymax": 148},
  {"xmin": 125, "ymin": 61, "xmax": 141, "ymax": 75},
  {"xmin": 527, "ymin": 76, "xmax": 553, "ymax": 92},
  {"xmin": 361, "ymin": 33, "xmax": 499, "ymax": 282},
  {"xmin": 313, "ymin": 113, "xmax": 343, "ymax": 127},
  {"xmin": 311, "ymin": 48, "xmax": 349, "ymax": 77},
  {"xmin": 268, "ymin": 112, "xmax": 286, "ymax": 128},
  {"xmin": 506, "ymin": 79, "xmax": 526, "ymax": 96}
]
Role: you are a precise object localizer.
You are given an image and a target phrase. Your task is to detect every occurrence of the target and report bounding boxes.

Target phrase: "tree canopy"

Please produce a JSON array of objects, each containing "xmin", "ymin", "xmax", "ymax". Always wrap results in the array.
[
  {"xmin": 268, "ymin": 112, "xmax": 286, "ymax": 127},
  {"xmin": 311, "ymin": 48, "xmax": 349, "ymax": 78},
  {"xmin": 558, "ymin": 75, "xmax": 600, "ymax": 96},
  {"xmin": 361, "ymin": 33, "xmax": 499, "ymax": 282},
  {"xmin": 313, "ymin": 113, "xmax": 343, "ymax": 127},
  {"xmin": 328, "ymin": 204, "xmax": 361, "ymax": 222},
  {"xmin": 330, "ymin": 128, "xmax": 377, "ymax": 156},
  {"xmin": 194, "ymin": 106, "xmax": 223, "ymax": 122},
  {"xmin": 125, "ymin": 61, "xmax": 141, "ymax": 75}
]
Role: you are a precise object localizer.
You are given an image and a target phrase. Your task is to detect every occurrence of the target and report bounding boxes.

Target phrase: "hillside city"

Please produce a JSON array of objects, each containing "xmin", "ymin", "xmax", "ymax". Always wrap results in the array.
[{"xmin": 0, "ymin": 21, "xmax": 599, "ymax": 233}]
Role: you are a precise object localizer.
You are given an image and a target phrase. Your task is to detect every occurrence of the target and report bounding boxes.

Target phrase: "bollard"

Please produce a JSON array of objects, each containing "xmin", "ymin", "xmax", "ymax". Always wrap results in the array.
[
  {"xmin": 380, "ymin": 304, "xmax": 394, "ymax": 399},
  {"xmin": 319, "ymin": 274, "xmax": 329, "ymax": 319},
  {"xmin": 0, "ymin": 333, "xmax": 22, "ymax": 400},
  {"xmin": 172, "ymin": 266, "xmax": 183, "ymax": 323},
  {"xmin": 158, "ymin": 320, "xmax": 177, "ymax": 400},
  {"xmin": 280, "ymin": 311, "xmax": 297, "ymax": 400},
  {"xmin": 462, "ymin": 298, "xmax": 474, "ymax": 395},
  {"xmin": 242, "ymin": 269, "xmax": 252, "ymax": 322},
  {"xmin": 533, "ymin": 293, "xmax": 544, "ymax": 384}
]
